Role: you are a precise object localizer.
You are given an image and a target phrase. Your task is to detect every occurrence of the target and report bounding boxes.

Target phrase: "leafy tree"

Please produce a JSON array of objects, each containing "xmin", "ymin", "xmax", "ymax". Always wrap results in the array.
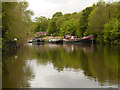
[
  {"xmin": 52, "ymin": 12, "xmax": 63, "ymax": 18},
  {"xmin": 47, "ymin": 12, "xmax": 63, "ymax": 36},
  {"xmin": 87, "ymin": 1, "xmax": 118, "ymax": 43},
  {"xmin": 2, "ymin": 2, "xmax": 34, "ymax": 48},
  {"xmin": 33, "ymin": 16, "xmax": 48, "ymax": 33},
  {"xmin": 60, "ymin": 19, "xmax": 77, "ymax": 36},
  {"xmin": 76, "ymin": 7, "xmax": 92, "ymax": 37},
  {"xmin": 103, "ymin": 18, "xmax": 120, "ymax": 44},
  {"xmin": 63, "ymin": 13, "xmax": 71, "ymax": 21}
]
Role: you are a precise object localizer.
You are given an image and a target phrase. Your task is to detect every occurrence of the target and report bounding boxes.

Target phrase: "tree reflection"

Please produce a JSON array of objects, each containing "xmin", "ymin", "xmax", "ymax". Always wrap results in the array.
[
  {"xmin": 32, "ymin": 44, "xmax": 118, "ymax": 86},
  {"xmin": 2, "ymin": 47, "xmax": 35, "ymax": 88},
  {"xmin": 2, "ymin": 44, "xmax": 118, "ymax": 87}
]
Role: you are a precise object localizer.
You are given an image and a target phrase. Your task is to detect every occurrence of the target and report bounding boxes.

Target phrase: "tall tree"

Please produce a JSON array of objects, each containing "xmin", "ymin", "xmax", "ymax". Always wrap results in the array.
[
  {"xmin": 103, "ymin": 18, "xmax": 120, "ymax": 44},
  {"xmin": 33, "ymin": 16, "xmax": 48, "ymax": 33},
  {"xmin": 86, "ymin": 1, "xmax": 118, "ymax": 42},
  {"xmin": 76, "ymin": 7, "xmax": 92, "ymax": 37},
  {"xmin": 2, "ymin": 2, "xmax": 34, "ymax": 47},
  {"xmin": 47, "ymin": 12, "xmax": 63, "ymax": 36},
  {"xmin": 60, "ymin": 19, "xmax": 77, "ymax": 36}
]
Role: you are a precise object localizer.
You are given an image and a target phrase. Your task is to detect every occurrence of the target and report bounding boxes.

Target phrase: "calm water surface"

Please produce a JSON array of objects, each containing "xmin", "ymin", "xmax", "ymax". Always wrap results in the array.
[{"xmin": 2, "ymin": 43, "xmax": 118, "ymax": 88}]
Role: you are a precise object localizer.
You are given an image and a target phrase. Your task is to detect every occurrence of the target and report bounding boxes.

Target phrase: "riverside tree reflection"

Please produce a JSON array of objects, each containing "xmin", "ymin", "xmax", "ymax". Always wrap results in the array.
[{"xmin": 2, "ymin": 44, "xmax": 118, "ymax": 87}]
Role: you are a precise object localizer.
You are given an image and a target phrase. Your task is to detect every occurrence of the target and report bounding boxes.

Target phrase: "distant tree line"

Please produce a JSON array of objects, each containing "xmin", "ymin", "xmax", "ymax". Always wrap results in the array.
[
  {"xmin": 2, "ymin": 0, "xmax": 120, "ymax": 48},
  {"xmin": 33, "ymin": 1, "xmax": 120, "ymax": 45}
]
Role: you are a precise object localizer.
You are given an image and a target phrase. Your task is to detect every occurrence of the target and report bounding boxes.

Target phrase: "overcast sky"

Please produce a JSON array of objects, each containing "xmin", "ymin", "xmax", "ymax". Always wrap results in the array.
[{"xmin": 26, "ymin": 0, "xmax": 119, "ymax": 19}]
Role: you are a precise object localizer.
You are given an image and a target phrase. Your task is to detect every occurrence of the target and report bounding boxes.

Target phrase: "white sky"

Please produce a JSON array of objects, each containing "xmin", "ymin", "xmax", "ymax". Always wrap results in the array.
[{"xmin": 26, "ymin": 0, "xmax": 119, "ymax": 20}]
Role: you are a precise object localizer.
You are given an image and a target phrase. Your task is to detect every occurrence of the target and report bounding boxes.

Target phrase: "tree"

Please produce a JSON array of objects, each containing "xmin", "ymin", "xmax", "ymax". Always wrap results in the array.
[
  {"xmin": 47, "ymin": 12, "xmax": 63, "ymax": 36},
  {"xmin": 76, "ymin": 7, "xmax": 92, "ymax": 37},
  {"xmin": 33, "ymin": 16, "xmax": 48, "ymax": 33},
  {"xmin": 2, "ymin": 2, "xmax": 34, "ymax": 47},
  {"xmin": 47, "ymin": 17, "xmax": 58, "ymax": 35},
  {"xmin": 103, "ymin": 18, "xmax": 120, "ymax": 44},
  {"xmin": 52, "ymin": 12, "xmax": 63, "ymax": 18},
  {"xmin": 60, "ymin": 19, "xmax": 77, "ymax": 36},
  {"xmin": 87, "ymin": 2, "xmax": 118, "ymax": 42}
]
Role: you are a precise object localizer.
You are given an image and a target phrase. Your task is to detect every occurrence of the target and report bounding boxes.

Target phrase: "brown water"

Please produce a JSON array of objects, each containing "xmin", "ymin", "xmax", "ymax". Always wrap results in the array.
[{"xmin": 2, "ymin": 43, "xmax": 119, "ymax": 88}]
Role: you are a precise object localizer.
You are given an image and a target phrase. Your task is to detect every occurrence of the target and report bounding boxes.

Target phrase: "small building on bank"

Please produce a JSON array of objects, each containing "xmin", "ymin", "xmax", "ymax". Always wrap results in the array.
[
  {"xmin": 34, "ymin": 32, "xmax": 48, "ymax": 38},
  {"xmin": 34, "ymin": 32, "xmax": 48, "ymax": 36}
]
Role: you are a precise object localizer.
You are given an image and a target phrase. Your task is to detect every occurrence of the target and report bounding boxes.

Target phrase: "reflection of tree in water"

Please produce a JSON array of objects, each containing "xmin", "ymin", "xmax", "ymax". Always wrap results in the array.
[
  {"xmin": 3, "ymin": 44, "xmax": 118, "ymax": 87},
  {"xmin": 2, "ymin": 47, "xmax": 35, "ymax": 88},
  {"xmin": 63, "ymin": 44, "xmax": 94, "ymax": 53},
  {"xmin": 35, "ymin": 44, "xmax": 118, "ymax": 86}
]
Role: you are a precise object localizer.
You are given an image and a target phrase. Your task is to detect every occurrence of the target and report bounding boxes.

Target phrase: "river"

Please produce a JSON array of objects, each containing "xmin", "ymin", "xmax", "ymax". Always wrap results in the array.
[{"xmin": 2, "ymin": 43, "xmax": 119, "ymax": 88}]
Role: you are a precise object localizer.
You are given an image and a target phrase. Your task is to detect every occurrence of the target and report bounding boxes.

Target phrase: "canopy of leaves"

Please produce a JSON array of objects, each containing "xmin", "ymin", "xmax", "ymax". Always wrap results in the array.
[
  {"xmin": 3, "ymin": 0, "xmax": 119, "ymax": 46},
  {"xmin": 60, "ymin": 19, "xmax": 77, "ymax": 36},
  {"xmin": 2, "ymin": 2, "xmax": 34, "ymax": 47},
  {"xmin": 103, "ymin": 18, "xmax": 120, "ymax": 45},
  {"xmin": 33, "ymin": 16, "xmax": 49, "ymax": 33}
]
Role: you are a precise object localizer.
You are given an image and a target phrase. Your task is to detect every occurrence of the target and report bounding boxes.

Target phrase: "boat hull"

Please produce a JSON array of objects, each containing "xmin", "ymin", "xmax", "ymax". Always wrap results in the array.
[
  {"xmin": 32, "ymin": 38, "xmax": 44, "ymax": 43},
  {"xmin": 32, "ymin": 42, "xmax": 44, "ymax": 45},
  {"xmin": 49, "ymin": 40, "xmax": 63, "ymax": 44},
  {"xmin": 28, "ymin": 41, "xmax": 32, "ymax": 43},
  {"xmin": 63, "ymin": 39, "xmax": 93, "ymax": 44}
]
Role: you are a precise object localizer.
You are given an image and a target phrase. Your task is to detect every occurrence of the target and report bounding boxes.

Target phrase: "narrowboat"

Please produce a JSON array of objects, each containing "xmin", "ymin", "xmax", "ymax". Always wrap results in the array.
[{"xmin": 63, "ymin": 35, "xmax": 94, "ymax": 44}]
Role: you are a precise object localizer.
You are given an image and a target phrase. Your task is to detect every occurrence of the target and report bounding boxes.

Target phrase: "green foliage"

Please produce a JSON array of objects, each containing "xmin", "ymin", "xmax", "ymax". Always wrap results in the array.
[
  {"xmin": 88, "ymin": 2, "xmax": 117, "ymax": 34},
  {"xmin": 77, "ymin": 7, "xmax": 92, "ymax": 37},
  {"xmin": 52, "ymin": 12, "xmax": 63, "ymax": 18},
  {"xmin": 86, "ymin": 2, "xmax": 118, "ymax": 44},
  {"xmin": 3, "ymin": 1, "xmax": 119, "ymax": 46},
  {"xmin": 2, "ymin": 2, "xmax": 34, "ymax": 47},
  {"xmin": 47, "ymin": 12, "xmax": 63, "ymax": 36},
  {"xmin": 63, "ymin": 13, "xmax": 71, "ymax": 21},
  {"xmin": 47, "ymin": 17, "xmax": 58, "ymax": 35},
  {"xmin": 45, "ymin": 1, "xmax": 119, "ymax": 45},
  {"xmin": 33, "ymin": 16, "xmax": 49, "ymax": 33},
  {"xmin": 60, "ymin": 19, "xmax": 77, "ymax": 36},
  {"xmin": 103, "ymin": 18, "xmax": 120, "ymax": 45}
]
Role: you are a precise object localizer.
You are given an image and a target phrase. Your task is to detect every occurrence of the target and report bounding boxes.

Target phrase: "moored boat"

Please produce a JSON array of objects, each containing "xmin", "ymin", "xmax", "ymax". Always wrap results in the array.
[
  {"xmin": 28, "ymin": 40, "xmax": 32, "ymax": 43},
  {"xmin": 63, "ymin": 35, "xmax": 94, "ymax": 44},
  {"xmin": 32, "ymin": 38, "xmax": 44, "ymax": 43},
  {"xmin": 49, "ymin": 39, "xmax": 63, "ymax": 44},
  {"xmin": 28, "ymin": 38, "xmax": 44, "ymax": 44}
]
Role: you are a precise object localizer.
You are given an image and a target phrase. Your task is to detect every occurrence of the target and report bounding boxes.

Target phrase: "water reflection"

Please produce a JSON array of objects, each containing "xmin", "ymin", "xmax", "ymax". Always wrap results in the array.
[
  {"xmin": 2, "ymin": 47, "xmax": 35, "ymax": 88},
  {"xmin": 63, "ymin": 44, "xmax": 94, "ymax": 53},
  {"xmin": 2, "ymin": 43, "xmax": 118, "ymax": 88}
]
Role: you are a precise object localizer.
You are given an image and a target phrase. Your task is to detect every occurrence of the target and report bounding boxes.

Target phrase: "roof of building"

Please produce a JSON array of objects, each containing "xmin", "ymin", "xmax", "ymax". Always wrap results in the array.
[{"xmin": 34, "ymin": 32, "xmax": 48, "ymax": 35}]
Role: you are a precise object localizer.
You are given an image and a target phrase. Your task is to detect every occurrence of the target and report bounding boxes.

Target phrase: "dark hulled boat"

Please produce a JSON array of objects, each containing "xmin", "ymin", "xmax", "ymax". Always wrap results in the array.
[
  {"xmin": 27, "ymin": 38, "xmax": 44, "ymax": 44},
  {"xmin": 32, "ymin": 38, "xmax": 44, "ymax": 43},
  {"xmin": 63, "ymin": 35, "xmax": 94, "ymax": 44},
  {"xmin": 49, "ymin": 39, "xmax": 63, "ymax": 44}
]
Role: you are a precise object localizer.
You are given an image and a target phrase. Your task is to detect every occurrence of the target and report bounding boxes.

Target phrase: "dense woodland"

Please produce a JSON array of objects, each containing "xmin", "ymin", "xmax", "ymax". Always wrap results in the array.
[
  {"xmin": 2, "ymin": 0, "xmax": 120, "ymax": 50},
  {"xmin": 33, "ymin": 1, "xmax": 120, "ymax": 45}
]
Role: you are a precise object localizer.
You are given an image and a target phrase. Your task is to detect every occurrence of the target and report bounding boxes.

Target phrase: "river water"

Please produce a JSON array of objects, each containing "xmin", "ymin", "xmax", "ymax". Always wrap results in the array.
[{"xmin": 2, "ymin": 43, "xmax": 119, "ymax": 88}]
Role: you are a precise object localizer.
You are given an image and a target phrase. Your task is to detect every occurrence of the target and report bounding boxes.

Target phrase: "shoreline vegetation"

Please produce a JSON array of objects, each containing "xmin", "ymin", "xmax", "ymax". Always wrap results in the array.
[{"xmin": 1, "ymin": 0, "xmax": 120, "ymax": 51}]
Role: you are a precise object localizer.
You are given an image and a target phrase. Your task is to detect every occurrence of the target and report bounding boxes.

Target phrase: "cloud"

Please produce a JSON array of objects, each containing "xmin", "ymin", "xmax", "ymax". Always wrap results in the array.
[
  {"xmin": 43, "ymin": 0, "xmax": 68, "ymax": 4},
  {"xmin": 26, "ymin": 0, "xmax": 118, "ymax": 20}
]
